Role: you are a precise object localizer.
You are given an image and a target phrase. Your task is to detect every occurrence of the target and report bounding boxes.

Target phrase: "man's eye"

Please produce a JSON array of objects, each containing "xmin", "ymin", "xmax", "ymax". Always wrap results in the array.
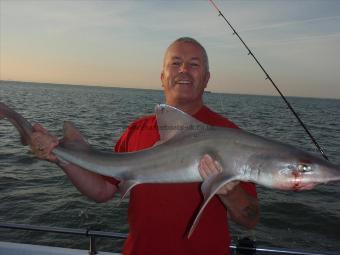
[
  {"xmin": 190, "ymin": 63, "xmax": 199, "ymax": 67},
  {"xmin": 171, "ymin": 62, "xmax": 180, "ymax": 66}
]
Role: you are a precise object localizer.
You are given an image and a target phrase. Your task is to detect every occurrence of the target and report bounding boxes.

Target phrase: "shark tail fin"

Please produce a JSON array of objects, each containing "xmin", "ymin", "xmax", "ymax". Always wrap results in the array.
[
  {"xmin": 0, "ymin": 102, "xmax": 34, "ymax": 146},
  {"xmin": 0, "ymin": 102, "xmax": 6, "ymax": 120},
  {"xmin": 187, "ymin": 173, "xmax": 236, "ymax": 238}
]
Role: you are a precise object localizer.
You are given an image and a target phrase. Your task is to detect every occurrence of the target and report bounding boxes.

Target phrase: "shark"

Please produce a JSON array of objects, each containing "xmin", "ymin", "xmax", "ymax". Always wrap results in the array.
[{"xmin": 1, "ymin": 101, "xmax": 340, "ymax": 237}]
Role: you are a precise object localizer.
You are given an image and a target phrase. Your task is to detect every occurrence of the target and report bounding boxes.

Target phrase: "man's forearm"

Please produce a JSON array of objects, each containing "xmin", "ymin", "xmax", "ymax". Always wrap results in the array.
[
  {"xmin": 218, "ymin": 184, "xmax": 260, "ymax": 229},
  {"xmin": 56, "ymin": 161, "xmax": 118, "ymax": 203}
]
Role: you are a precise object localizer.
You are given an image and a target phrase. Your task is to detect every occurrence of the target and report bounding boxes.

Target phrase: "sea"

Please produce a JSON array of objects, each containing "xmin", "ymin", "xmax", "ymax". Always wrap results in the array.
[{"xmin": 0, "ymin": 80, "xmax": 339, "ymax": 253}]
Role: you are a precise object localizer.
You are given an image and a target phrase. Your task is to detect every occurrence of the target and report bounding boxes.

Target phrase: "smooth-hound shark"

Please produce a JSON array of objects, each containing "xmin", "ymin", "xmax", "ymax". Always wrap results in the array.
[{"xmin": 1, "ymin": 102, "xmax": 340, "ymax": 237}]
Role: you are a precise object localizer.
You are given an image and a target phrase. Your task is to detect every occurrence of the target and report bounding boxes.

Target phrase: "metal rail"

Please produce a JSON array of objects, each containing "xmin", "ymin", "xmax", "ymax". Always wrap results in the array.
[
  {"xmin": 0, "ymin": 223, "xmax": 338, "ymax": 255},
  {"xmin": 0, "ymin": 222, "xmax": 127, "ymax": 255}
]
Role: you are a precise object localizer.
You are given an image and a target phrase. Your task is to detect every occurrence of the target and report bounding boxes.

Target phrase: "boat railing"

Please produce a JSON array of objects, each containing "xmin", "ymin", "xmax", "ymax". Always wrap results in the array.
[{"xmin": 0, "ymin": 222, "xmax": 338, "ymax": 255}]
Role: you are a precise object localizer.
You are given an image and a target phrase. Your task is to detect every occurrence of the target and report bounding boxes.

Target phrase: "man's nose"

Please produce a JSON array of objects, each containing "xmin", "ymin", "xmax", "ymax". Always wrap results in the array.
[{"xmin": 179, "ymin": 63, "xmax": 189, "ymax": 73}]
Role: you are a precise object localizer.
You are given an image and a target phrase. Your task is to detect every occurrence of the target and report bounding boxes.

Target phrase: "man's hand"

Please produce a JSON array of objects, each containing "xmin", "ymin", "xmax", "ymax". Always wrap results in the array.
[
  {"xmin": 198, "ymin": 153, "xmax": 259, "ymax": 229},
  {"xmin": 30, "ymin": 124, "xmax": 118, "ymax": 202},
  {"xmin": 31, "ymin": 123, "xmax": 59, "ymax": 163},
  {"xmin": 198, "ymin": 154, "xmax": 239, "ymax": 195}
]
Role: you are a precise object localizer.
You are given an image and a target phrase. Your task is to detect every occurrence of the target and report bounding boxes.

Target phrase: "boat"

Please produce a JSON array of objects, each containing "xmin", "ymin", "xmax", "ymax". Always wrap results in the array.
[{"xmin": 0, "ymin": 222, "xmax": 338, "ymax": 255}]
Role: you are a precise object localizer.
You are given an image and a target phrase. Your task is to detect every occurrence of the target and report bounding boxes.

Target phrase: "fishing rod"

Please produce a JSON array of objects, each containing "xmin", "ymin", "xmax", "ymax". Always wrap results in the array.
[{"xmin": 208, "ymin": 0, "xmax": 328, "ymax": 160}]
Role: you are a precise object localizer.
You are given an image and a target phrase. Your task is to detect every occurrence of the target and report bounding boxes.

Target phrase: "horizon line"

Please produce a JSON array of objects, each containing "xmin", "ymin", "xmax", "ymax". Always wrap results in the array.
[{"xmin": 1, "ymin": 79, "xmax": 339, "ymax": 101}]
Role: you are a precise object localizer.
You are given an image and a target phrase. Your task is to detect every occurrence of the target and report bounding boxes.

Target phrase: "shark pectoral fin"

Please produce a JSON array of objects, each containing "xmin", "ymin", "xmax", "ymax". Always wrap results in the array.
[
  {"xmin": 187, "ymin": 173, "xmax": 236, "ymax": 238},
  {"xmin": 152, "ymin": 140, "xmax": 164, "ymax": 147},
  {"xmin": 116, "ymin": 180, "xmax": 140, "ymax": 207}
]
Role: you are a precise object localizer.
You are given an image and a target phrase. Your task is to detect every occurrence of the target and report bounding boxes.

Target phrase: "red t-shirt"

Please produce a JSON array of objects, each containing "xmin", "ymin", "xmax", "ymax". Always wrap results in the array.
[{"xmin": 113, "ymin": 105, "xmax": 257, "ymax": 255}]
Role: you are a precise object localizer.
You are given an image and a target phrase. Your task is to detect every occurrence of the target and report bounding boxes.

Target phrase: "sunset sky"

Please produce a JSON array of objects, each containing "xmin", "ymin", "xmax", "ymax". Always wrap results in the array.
[{"xmin": 1, "ymin": 0, "xmax": 340, "ymax": 99}]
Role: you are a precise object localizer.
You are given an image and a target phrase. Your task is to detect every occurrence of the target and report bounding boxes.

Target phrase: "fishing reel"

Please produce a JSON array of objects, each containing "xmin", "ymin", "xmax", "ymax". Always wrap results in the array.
[{"xmin": 236, "ymin": 236, "xmax": 256, "ymax": 255}]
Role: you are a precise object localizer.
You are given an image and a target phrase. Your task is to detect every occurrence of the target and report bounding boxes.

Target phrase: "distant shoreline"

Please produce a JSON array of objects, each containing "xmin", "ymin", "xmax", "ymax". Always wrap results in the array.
[{"xmin": 1, "ymin": 80, "xmax": 339, "ymax": 101}]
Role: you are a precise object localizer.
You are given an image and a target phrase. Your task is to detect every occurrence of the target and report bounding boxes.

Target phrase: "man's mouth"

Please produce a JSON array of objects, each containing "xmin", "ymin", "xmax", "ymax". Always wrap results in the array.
[{"xmin": 175, "ymin": 80, "xmax": 192, "ymax": 85}]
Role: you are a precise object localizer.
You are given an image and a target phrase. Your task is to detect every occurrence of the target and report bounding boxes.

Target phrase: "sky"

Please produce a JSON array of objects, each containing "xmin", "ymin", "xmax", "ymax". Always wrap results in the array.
[{"xmin": 1, "ymin": 0, "xmax": 340, "ymax": 99}]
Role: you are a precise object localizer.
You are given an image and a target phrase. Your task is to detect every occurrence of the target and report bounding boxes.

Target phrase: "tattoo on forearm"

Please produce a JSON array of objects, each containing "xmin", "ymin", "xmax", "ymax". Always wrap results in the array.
[{"xmin": 244, "ymin": 203, "xmax": 259, "ymax": 220}]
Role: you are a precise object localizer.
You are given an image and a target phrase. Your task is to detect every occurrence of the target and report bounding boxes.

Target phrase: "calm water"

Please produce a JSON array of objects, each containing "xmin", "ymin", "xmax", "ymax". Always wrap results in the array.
[{"xmin": 0, "ymin": 81, "xmax": 339, "ymax": 253}]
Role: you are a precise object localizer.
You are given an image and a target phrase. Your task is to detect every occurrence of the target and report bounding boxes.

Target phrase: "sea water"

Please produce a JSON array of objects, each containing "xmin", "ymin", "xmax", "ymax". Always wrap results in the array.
[{"xmin": 0, "ymin": 81, "xmax": 339, "ymax": 252}]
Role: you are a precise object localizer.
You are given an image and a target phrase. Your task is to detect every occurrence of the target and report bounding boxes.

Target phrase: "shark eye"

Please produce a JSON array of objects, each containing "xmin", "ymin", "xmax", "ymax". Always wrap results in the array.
[{"xmin": 297, "ymin": 164, "xmax": 312, "ymax": 173}]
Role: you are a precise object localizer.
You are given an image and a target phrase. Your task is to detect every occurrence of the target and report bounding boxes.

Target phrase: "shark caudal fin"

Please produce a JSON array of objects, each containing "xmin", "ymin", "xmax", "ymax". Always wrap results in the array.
[
  {"xmin": 0, "ymin": 102, "xmax": 7, "ymax": 119},
  {"xmin": 0, "ymin": 102, "xmax": 34, "ymax": 146},
  {"xmin": 187, "ymin": 172, "xmax": 237, "ymax": 238}
]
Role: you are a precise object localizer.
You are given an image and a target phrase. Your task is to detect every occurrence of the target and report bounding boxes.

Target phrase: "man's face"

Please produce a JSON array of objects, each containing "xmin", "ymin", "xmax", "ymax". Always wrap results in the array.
[{"xmin": 161, "ymin": 41, "xmax": 210, "ymax": 105}]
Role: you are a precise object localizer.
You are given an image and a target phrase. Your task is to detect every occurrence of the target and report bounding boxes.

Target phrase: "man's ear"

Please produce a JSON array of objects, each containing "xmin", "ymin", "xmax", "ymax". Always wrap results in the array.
[
  {"xmin": 160, "ymin": 71, "xmax": 164, "ymax": 88},
  {"xmin": 204, "ymin": 71, "xmax": 210, "ymax": 88}
]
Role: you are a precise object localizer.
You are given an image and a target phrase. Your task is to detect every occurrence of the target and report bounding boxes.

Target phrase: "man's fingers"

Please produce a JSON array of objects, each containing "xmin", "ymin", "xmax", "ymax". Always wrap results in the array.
[
  {"xmin": 198, "ymin": 160, "xmax": 209, "ymax": 179},
  {"xmin": 203, "ymin": 154, "xmax": 221, "ymax": 174},
  {"xmin": 214, "ymin": 160, "xmax": 223, "ymax": 172},
  {"xmin": 217, "ymin": 181, "xmax": 241, "ymax": 195},
  {"xmin": 30, "ymin": 125, "xmax": 59, "ymax": 163},
  {"xmin": 199, "ymin": 154, "xmax": 240, "ymax": 195},
  {"xmin": 199, "ymin": 154, "xmax": 223, "ymax": 180}
]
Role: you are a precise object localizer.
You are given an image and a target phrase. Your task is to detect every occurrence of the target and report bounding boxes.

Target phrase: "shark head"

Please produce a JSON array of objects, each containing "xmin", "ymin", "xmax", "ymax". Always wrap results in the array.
[{"xmin": 252, "ymin": 148, "xmax": 340, "ymax": 191}]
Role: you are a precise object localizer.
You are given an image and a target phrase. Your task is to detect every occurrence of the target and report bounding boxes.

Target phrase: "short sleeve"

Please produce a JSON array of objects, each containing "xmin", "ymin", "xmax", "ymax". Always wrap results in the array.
[
  {"xmin": 239, "ymin": 182, "xmax": 257, "ymax": 197},
  {"xmin": 114, "ymin": 127, "xmax": 130, "ymax": 153}
]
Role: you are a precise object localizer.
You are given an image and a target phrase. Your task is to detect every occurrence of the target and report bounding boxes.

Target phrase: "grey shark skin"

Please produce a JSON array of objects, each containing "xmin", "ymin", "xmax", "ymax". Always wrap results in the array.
[{"xmin": 1, "ymin": 102, "xmax": 340, "ymax": 237}]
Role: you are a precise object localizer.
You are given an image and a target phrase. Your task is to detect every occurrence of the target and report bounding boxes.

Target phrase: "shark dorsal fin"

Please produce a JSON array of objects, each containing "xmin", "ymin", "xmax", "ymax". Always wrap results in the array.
[
  {"xmin": 155, "ymin": 104, "xmax": 209, "ymax": 143},
  {"xmin": 60, "ymin": 121, "xmax": 90, "ymax": 150}
]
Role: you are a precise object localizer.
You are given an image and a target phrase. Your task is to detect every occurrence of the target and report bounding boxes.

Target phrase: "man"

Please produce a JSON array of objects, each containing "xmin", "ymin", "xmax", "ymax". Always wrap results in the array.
[{"xmin": 31, "ymin": 37, "xmax": 259, "ymax": 255}]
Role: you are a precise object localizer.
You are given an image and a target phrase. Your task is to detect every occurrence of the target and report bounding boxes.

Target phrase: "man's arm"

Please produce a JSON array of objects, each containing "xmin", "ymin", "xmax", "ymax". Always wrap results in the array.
[
  {"xmin": 30, "ymin": 123, "xmax": 118, "ymax": 203},
  {"xmin": 218, "ymin": 184, "xmax": 259, "ymax": 229},
  {"xmin": 57, "ymin": 162, "xmax": 118, "ymax": 202},
  {"xmin": 199, "ymin": 154, "xmax": 260, "ymax": 229}
]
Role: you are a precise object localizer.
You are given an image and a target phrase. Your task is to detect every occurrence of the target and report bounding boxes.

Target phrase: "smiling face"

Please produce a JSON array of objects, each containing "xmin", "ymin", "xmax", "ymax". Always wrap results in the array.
[{"xmin": 161, "ymin": 40, "xmax": 210, "ymax": 111}]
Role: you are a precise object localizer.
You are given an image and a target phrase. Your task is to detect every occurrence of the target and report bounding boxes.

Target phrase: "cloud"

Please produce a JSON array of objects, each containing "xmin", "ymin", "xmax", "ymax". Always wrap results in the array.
[{"xmin": 241, "ymin": 15, "xmax": 340, "ymax": 33}]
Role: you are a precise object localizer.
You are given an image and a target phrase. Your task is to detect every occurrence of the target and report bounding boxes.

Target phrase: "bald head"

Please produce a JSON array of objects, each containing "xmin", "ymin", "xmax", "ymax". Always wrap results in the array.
[{"xmin": 163, "ymin": 37, "xmax": 209, "ymax": 72}]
